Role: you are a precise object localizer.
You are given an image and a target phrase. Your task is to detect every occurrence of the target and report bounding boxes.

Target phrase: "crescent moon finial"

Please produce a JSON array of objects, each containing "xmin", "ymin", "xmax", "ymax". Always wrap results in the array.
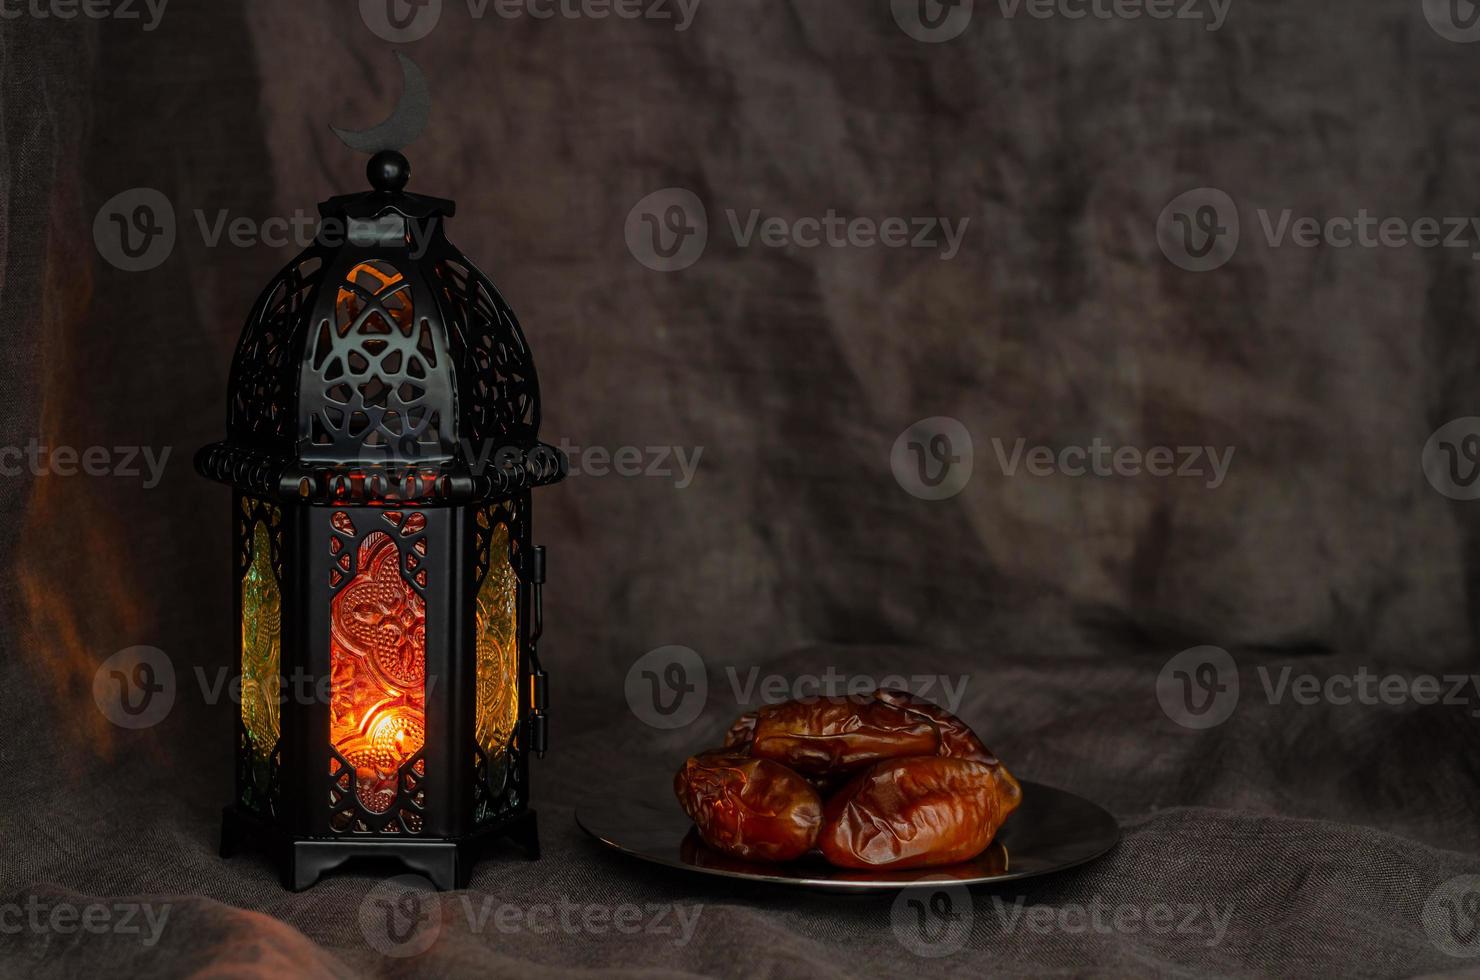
[{"xmin": 331, "ymin": 51, "xmax": 431, "ymax": 155}]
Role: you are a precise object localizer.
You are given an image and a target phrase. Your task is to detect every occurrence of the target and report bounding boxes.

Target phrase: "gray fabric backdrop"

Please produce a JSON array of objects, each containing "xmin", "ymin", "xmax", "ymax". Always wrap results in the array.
[{"xmin": 2, "ymin": 0, "xmax": 1479, "ymax": 976}]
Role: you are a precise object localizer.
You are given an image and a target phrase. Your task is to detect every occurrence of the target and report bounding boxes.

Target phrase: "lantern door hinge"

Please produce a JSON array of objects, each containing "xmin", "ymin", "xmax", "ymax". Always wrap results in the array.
[{"xmin": 526, "ymin": 545, "xmax": 548, "ymax": 757}]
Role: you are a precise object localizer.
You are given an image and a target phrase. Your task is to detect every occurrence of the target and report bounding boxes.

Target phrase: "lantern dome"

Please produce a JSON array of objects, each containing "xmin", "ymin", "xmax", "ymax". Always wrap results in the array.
[{"xmin": 196, "ymin": 150, "xmax": 565, "ymax": 506}]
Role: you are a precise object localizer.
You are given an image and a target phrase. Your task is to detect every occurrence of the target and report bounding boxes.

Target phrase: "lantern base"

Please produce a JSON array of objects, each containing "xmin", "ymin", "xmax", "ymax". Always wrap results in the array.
[{"xmin": 219, "ymin": 806, "xmax": 541, "ymax": 891}]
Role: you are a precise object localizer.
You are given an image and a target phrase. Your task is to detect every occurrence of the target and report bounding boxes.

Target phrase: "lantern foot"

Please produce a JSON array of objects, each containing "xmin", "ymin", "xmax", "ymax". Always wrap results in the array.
[
  {"xmin": 289, "ymin": 840, "xmax": 460, "ymax": 892},
  {"xmin": 219, "ymin": 805, "xmax": 542, "ymax": 891},
  {"xmin": 497, "ymin": 807, "xmax": 540, "ymax": 862},
  {"xmin": 449, "ymin": 809, "xmax": 540, "ymax": 887}
]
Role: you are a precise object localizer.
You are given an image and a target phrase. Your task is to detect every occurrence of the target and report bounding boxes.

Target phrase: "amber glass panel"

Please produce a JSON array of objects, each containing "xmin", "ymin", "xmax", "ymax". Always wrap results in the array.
[
  {"xmin": 476, "ymin": 521, "xmax": 520, "ymax": 762},
  {"xmin": 336, "ymin": 260, "xmax": 413, "ymax": 337},
  {"xmin": 330, "ymin": 530, "xmax": 426, "ymax": 816},
  {"xmin": 241, "ymin": 519, "xmax": 281, "ymax": 795}
]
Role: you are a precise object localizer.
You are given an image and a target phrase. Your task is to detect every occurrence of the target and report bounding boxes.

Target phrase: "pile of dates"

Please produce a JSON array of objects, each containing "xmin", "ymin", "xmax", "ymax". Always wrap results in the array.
[{"xmin": 673, "ymin": 689, "xmax": 1022, "ymax": 869}]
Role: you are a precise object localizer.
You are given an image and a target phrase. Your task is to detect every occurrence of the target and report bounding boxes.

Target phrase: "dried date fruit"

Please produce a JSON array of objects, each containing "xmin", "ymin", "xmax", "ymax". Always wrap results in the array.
[
  {"xmin": 818, "ymin": 756, "xmax": 1011, "ymax": 870},
  {"xmin": 871, "ymin": 687, "xmax": 1023, "ymax": 816},
  {"xmin": 722, "ymin": 710, "xmax": 758, "ymax": 751},
  {"xmin": 674, "ymin": 752, "xmax": 822, "ymax": 862},
  {"xmin": 749, "ymin": 696, "xmax": 939, "ymax": 778},
  {"xmin": 871, "ymin": 688, "xmax": 996, "ymax": 762}
]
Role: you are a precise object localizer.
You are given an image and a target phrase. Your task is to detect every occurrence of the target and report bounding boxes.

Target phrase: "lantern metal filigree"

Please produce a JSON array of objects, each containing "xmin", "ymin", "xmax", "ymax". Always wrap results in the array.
[{"xmin": 197, "ymin": 150, "xmax": 565, "ymax": 890}]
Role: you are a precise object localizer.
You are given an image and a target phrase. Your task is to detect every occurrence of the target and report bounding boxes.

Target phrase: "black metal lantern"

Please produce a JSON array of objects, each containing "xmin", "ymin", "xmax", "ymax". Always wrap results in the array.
[{"xmin": 196, "ymin": 151, "xmax": 564, "ymax": 890}]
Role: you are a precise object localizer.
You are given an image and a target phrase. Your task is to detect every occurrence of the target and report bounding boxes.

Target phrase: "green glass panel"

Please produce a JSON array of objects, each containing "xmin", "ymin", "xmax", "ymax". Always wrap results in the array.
[
  {"xmin": 241, "ymin": 519, "xmax": 281, "ymax": 799},
  {"xmin": 476, "ymin": 521, "xmax": 519, "ymax": 762}
]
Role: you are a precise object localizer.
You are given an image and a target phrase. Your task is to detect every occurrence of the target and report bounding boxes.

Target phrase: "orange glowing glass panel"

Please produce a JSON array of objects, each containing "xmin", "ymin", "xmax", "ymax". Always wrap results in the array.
[
  {"xmin": 241, "ymin": 518, "xmax": 281, "ymax": 796},
  {"xmin": 329, "ymin": 530, "xmax": 426, "ymax": 815},
  {"xmin": 476, "ymin": 520, "xmax": 519, "ymax": 762},
  {"xmin": 336, "ymin": 260, "xmax": 413, "ymax": 336}
]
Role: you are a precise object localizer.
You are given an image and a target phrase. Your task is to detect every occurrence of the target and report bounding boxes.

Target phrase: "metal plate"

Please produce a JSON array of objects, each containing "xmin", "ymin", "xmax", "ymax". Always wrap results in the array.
[{"xmin": 576, "ymin": 780, "xmax": 1119, "ymax": 892}]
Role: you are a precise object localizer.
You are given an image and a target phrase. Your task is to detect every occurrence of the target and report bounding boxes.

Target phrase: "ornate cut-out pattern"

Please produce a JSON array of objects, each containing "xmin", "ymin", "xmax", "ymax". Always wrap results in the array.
[
  {"xmin": 305, "ymin": 260, "xmax": 448, "ymax": 460},
  {"xmin": 328, "ymin": 520, "xmax": 428, "ymax": 834},
  {"xmin": 436, "ymin": 257, "xmax": 540, "ymax": 448},
  {"xmin": 229, "ymin": 255, "xmax": 323, "ymax": 450}
]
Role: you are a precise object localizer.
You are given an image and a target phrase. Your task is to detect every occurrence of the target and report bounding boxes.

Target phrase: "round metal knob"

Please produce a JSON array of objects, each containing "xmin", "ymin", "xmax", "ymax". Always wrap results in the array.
[{"xmin": 367, "ymin": 150, "xmax": 410, "ymax": 193}]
